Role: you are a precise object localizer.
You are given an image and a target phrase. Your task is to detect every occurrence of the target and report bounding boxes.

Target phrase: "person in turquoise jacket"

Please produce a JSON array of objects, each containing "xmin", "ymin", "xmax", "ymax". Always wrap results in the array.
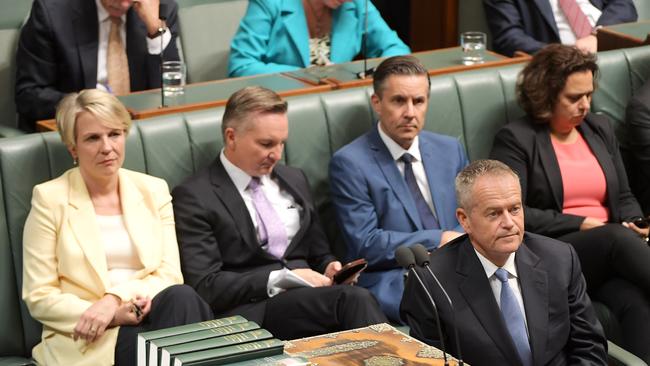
[{"xmin": 228, "ymin": 0, "xmax": 410, "ymax": 77}]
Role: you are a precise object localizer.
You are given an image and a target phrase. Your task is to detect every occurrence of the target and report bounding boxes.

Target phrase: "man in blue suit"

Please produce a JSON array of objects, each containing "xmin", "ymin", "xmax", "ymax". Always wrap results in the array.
[
  {"xmin": 329, "ymin": 55, "xmax": 468, "ymax": 322},
  {"xmin": 484, "ymin": 0, "xmax": 637, "ymax": 56}
]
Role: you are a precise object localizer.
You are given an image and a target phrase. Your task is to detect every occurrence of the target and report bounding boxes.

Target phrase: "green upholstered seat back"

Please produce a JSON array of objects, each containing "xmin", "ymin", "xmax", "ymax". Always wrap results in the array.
[
  {"xmin": 178, "ymin": 0, "xmax": 248, "ymax": 82},
  {"xmin": 457, "ymin": 0, "xmax": 492, "ymax": 49},
  {"xmin": 0, "ymin": 29, "xmax": 20, "ymax": 129},
  {"xmin": 633, "ymin": 0, "xmax": 650, "ymax": 20}
]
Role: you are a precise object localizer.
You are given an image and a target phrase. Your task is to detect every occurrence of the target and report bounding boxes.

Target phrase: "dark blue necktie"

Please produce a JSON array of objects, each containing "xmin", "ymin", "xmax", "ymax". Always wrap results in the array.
[
  {"xmin": 495, "ymin": 268, "xmax": 533, "ymax": 366},
  {"xmin": 400, "ymin": 153, "xmax": 440, "ymax": 230}
]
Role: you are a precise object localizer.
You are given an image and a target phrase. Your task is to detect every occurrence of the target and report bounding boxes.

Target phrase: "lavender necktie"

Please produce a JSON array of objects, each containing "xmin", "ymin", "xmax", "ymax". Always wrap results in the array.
[{"xmin": 248, "ymin": 177, "xmax": 288, "ymax": 258}]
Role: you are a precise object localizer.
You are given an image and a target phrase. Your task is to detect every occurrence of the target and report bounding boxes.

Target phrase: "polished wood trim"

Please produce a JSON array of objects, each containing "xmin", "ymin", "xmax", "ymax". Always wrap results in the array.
[
  {"xmin": 598, "ymin": 28, "xmax": 650, "ymax": 51},
  {"xmin": 410, "ymin": 0, "xmax": 459, "ymax": 51}
]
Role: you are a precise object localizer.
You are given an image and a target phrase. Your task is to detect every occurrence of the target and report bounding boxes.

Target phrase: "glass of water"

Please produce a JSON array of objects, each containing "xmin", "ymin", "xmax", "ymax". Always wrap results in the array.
[
  {"xmin": 162, "ymin": 61, "xmax": 186, "ymax": 96},
  {"xmin": 460, "ymin": 32, "xmax": 487, "ymax": 65}
]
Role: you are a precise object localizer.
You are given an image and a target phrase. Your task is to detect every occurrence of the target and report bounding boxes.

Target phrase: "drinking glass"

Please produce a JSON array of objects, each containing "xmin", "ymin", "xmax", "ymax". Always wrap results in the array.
[
  {"xmin": 460, "ymin": 32, "xmax": 487, "ymax": 65},
  {"xmin": 162, "ymin": 61, "xmax": 186, "ymax": 96}
]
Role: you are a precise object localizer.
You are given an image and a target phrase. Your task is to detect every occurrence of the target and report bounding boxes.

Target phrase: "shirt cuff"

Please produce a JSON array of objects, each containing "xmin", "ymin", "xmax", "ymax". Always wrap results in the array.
[
  {"xmin": 267, "ymin": 268, "xmax": 289, "ymax": 298},
  {"xmin": 146, "ymin": 28, "xmax": 172, "ymax": 55}
]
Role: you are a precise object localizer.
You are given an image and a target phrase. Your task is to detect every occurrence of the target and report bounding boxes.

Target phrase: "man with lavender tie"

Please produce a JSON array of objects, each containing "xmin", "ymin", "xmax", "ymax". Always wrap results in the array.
[
  {"xmin": 401, "ymin": 160, "xmax": 607, "ymax": 366},
  {"xmin": 484, "ymin": 0, "xmax": 637, "ymax": 56},
  {"xmin": 172, "ymin": 86, "xmax": 387, "ymax": 340}
]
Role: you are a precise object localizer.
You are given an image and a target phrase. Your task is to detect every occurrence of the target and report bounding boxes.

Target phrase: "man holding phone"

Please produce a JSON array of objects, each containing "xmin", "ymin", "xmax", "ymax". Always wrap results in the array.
[
  {"xmin": 15, "ymin": 0, "xmax": 180, "ymax": 131},
  {"xmin": 172, "ymin": 86, "xmax": 387, "ymax": 340}
]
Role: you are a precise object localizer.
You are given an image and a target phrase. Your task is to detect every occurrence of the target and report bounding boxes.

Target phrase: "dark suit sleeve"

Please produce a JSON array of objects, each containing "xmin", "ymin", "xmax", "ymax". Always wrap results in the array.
[
  {"xmin": 564, "ymin": 245, "xmax": 608, "ymax": 363},
  {"xmin": 596, "ymin": 0, "xmax": 638, "ymax": 26},
  {"xmin": 490, "ymin": 126, "xmax": 585, "ymax": 237},
  {"xmin": 172, "ymin": 183, "xmax": 271, "ymax": 314},
  {"xmin": 483, "ymin": 0, "xmax": 547, "ymax": 57},
  {"xmin": 400, "ymin": 267, "xmax": 448, "ymax": 349},
  {"xmin": 624, "ymin": 80, "xmax": 650, "ymax": 213},
  {"xmin": 15, "ymin": 0, "xmax": 67, "ymax": 123}
]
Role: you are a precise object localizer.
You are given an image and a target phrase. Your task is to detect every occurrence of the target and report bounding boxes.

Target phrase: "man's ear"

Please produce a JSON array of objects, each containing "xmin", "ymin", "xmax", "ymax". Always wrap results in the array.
[
  {"xmin": 370, "ymin": 93, "xmax": 381, "ymax": 116},
  {"xmin": 456, "ymin": 207, "xmax": 470, "ymax": 234},
  {"xmin": 224, "ymin": 127, "xmax": 236, "ymax": 149}
]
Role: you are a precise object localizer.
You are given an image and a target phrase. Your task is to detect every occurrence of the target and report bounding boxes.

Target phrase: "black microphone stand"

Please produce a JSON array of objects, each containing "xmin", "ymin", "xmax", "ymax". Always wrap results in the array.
[
  {"xmin": 159, "ymin": 4, "xmax": 167, "ymax": 108},
  {"xmin": 356, "ymin": 0, "xmax": 374, "ymax": 79}
]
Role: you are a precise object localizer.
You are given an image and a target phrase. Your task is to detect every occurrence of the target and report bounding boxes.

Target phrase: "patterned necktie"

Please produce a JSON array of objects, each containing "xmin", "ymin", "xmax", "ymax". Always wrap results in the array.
[
  {"xmin": 248, "ymin": 177, "xmax": 288, "ymax": 258},
  {"xmin": 495, "ymin": 268, "xmax": 533, "ymax": 366},
  {"xmin": 400, "ymin": 153, "xmax": 440, "ymax": 230},
  {"xmin": 558, "ymin": 0, "xmax": 593, "ymax": 39},
  {"xmin": 107, "ymin": 16, "xmax": 131, "ymax": 95}
]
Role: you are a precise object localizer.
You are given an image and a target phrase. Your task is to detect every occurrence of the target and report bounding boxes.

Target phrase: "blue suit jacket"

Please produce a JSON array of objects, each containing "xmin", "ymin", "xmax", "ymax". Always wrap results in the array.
[
  {"xmin": 329, "ymin": 127, "xmax": 468, "ymax": 321},
  {"xmin": 483, "ymin": 0, "xmax": 637, "ymax": 56},
  {"xmin": 228, "ymin": 0, "xmax": 410, "ymax": 77}
]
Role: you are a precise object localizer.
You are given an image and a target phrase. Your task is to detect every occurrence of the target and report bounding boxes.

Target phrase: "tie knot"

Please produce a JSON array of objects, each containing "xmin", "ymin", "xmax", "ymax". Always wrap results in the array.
[
  {"xmin": 248, "ymin": 177, "xmax": 261, "ymax": 191},
  {"xmin": 400, "ymin": 153, "xmax": 415, "ymax": 164},
  {"xmin": 495, "ymin": 268, "xmax": 509, "ymax": 283},
  {"xmin": 110, "ymin": 16, "xmax": 122, "ymax": 26}
]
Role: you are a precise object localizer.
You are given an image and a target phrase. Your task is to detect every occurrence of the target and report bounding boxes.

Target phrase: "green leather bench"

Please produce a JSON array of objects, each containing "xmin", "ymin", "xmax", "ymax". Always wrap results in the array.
[{"xmin": 1, "ymin": 46, "xmax": 650, "ymax": 365}]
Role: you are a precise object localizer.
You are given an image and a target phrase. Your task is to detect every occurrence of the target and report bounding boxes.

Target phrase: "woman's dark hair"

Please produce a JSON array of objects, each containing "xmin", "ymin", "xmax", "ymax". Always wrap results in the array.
[{"xmin": 517, "ymin": 44, "xmax": 598, "ymax": 122}]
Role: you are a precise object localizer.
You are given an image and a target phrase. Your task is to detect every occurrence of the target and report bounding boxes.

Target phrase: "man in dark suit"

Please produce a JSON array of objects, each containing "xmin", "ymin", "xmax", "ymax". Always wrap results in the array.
[
  {"xmin": 483, "ymin": 0, "xmax": 637, "ymax": 56},
  {"xmin": 329, "ymin": 55, "xmax": 468, "ymax": 322},
  {"xmin": 172, "ymin": 86, "xmax": 387, "ymax": 340},
  {"xmin": 15, "ymin": 0, "xmax": 179, "ymax": 131},
  {"xmin": 401, "ymin": 159, "xmax": 607, "ymax": 366}
]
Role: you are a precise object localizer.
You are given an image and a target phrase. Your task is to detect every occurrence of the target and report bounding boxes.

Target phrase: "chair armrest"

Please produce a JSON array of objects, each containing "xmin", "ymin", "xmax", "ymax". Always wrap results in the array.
[
  {"xmin": 608, "ymin": 340, "xmax": 648, "ymax": 366},
  {"xmin": 0, "ymin": 126, "xmax": 25, "ymax": 138}
]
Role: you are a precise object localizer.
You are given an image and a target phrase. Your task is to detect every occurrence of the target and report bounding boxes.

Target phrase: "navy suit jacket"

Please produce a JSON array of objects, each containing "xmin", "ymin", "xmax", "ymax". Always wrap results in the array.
[
  {"xmin": 401, "ymin": 233, "xmax": 607, "ymax": 366},
  {"xmin": 329, "ymin": 127, "xmax": 467, "ymax": 321},
  {"xmin": 15, "ymin": 0, "xmax": 180, "ymax": 130},
  {"xmin": 483, "ymin": 0, "xmax": 637, "ymax": 56}
]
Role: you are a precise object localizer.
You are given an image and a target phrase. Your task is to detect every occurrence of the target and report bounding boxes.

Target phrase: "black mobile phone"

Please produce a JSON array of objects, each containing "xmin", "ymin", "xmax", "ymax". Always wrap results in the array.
[
  {"xmin": 632, "ymin": 217, "xmax": 650, "ymax": 229},
  {"xmin": 333, "ymin": 259, "xmax": 368, "ymax": 284}
]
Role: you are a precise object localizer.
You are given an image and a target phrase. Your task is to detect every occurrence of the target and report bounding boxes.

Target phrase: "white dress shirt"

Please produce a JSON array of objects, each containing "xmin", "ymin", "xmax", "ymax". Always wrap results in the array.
[
  {"xmin": 220, "ymin": 151, "xmax": 303, "ymax": 297},
  {"xmin": 377, "ymin": 123, "xmax": 438, "ymax": 220},
  {"xmin": 550, "ymin": 0, "xmax": 602, "ymax": 45},
  {"xmin": 474, "ymin": 249, "xmax": 529, "ymax": 333},
  {"xmin": 95, "ymin": 0, "xmax": 172, "ymax": 91}
]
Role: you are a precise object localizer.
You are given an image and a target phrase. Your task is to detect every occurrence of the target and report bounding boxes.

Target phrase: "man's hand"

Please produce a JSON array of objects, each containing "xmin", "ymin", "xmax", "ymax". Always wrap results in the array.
[
  {"xmin": 292, "ymin": 268, "xmax": 332, "ymax": 287},
  {"xmin": 324, "ymin": 261, "xmax": 342, "ymax": 279},
  {"xmin": 73, "ymin": 294, "xmax": 120, "ymax": 343},
  {"xmin": 132, "ymin": 0, "xmax": 163, "ymax": 36},
  {"xmin": 440, "ymin": 231, "xmax": 464, "ymax": 247},
  {"xmin": 111, "ymin": 296, "xmax": 152, "ymax": 327},
  {"xmin": 575, "ymin": 35, "xmax": 597, "ymax": 54},
  {"xmin": 580, "ymin": 217, "xmax": 605, "ymax": 231}
]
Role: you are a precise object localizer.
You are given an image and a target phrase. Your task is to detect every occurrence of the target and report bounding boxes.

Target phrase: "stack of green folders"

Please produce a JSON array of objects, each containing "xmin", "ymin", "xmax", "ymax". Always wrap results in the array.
[{"xmin": 136, "ymin": 315, "xmax": 303, "ymax": 366}]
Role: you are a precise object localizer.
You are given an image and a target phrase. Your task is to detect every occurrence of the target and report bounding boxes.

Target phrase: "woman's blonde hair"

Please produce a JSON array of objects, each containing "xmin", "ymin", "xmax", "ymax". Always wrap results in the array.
[{"xmin": 56, "ymin": 89, "xmax": 132, "ymax": 148}]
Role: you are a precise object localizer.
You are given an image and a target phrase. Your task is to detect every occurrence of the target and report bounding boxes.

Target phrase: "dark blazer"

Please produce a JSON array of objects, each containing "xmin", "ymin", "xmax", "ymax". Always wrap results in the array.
[
  {"xmin": 483, "ymin": 0, "xmax": 637, "ymax": 56},
  {"xmin": 490, "ymin": 114, "xmax": 642, "ymax": 238},
  {"xmin": 400, "ymin": 233, "xmax": 607, "ymax": 366},
  {"xmin": 15, "ymin": 0, "xmax": 180, "ymax": 130},
  {"xmin": 172, "ymin": 158, "xmax": 336, "ymax": 323},
  {"xmin": 624, "ymin": 78, "xmax": 650, "ymax": 214}
]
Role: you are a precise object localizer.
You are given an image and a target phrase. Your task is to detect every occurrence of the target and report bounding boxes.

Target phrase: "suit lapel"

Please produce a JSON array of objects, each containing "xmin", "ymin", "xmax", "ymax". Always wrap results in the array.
[
  {"xmin": 535, "ymin": 126, "xmax": 564, "ymax": 209},
  {"xmin": 368, "ymin": 128, "xmax": 422, "ymax": 229},
  {"xmin": 457, "ymin": 240, "xmax": 523, "ymax": 366},
  {"xmin": 119, "ymin": 170, "xmax": 157, "ymax": 271},
  {"xmin": 126, "ymin": 8, "xmax": 147, "ymax": 90},
  {"xmin": 516, "ymin": 240, "xmax": 549, "ymax": 366},
  {"xmin": 533, "ymin": 0, "xmax": 560, "ymax": 37},
  {"xmin": 281, "ymin": 1, "xmax": 309, "ymax": 68},
  {"xmin": 210, "ymin": 160, "xmax": 260, "ymax": 253},
  {"xmin": 67, "ymin": 169, "xmax": 110, "ymax": 292},
  {"xmin": 72, "ymin": 0, "xmax": 99, "ymax": 88},
  {"xmin": 420, "ymin": 137, "xmax": 453, "ymax": 228},
  {"xmin": 330, "ymin": 3, "xmax": 357, "ymax": 62}
]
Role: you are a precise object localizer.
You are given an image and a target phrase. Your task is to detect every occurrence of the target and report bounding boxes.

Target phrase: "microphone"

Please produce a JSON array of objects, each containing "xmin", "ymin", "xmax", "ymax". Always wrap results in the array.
[
  {"xmin": 159, "ymin": 3, "xmax": 168, "ymax": 107},
  {"xmin": 411, "ymin": 244, "xmax": 464, "ymax": 366},
  {"xmin": 356, "ymin": 0, "xmax": 375, "ymax": 79},
  {"xmin": 395, "ymin": 246, "xmax": 450, "ymax": 366}
]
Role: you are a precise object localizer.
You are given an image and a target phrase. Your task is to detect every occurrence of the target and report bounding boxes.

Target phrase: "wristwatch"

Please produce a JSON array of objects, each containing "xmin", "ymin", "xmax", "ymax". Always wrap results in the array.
[{"xmin": 147, "ymin": 26, "xmax": 166, "ymax": 39}]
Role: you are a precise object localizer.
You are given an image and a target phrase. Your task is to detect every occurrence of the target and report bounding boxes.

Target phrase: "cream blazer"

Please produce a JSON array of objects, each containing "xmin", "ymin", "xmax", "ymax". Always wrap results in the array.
[{"xmin": 22, "ymin": 168, "xmax": 184, "ymax": 365}]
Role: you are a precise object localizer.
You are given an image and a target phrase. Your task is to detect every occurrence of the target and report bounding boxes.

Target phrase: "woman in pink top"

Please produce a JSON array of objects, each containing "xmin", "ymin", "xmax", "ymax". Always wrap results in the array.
[{"xmin": 491, "ymin": 44, "xmax": 650, "ymax": 362}]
